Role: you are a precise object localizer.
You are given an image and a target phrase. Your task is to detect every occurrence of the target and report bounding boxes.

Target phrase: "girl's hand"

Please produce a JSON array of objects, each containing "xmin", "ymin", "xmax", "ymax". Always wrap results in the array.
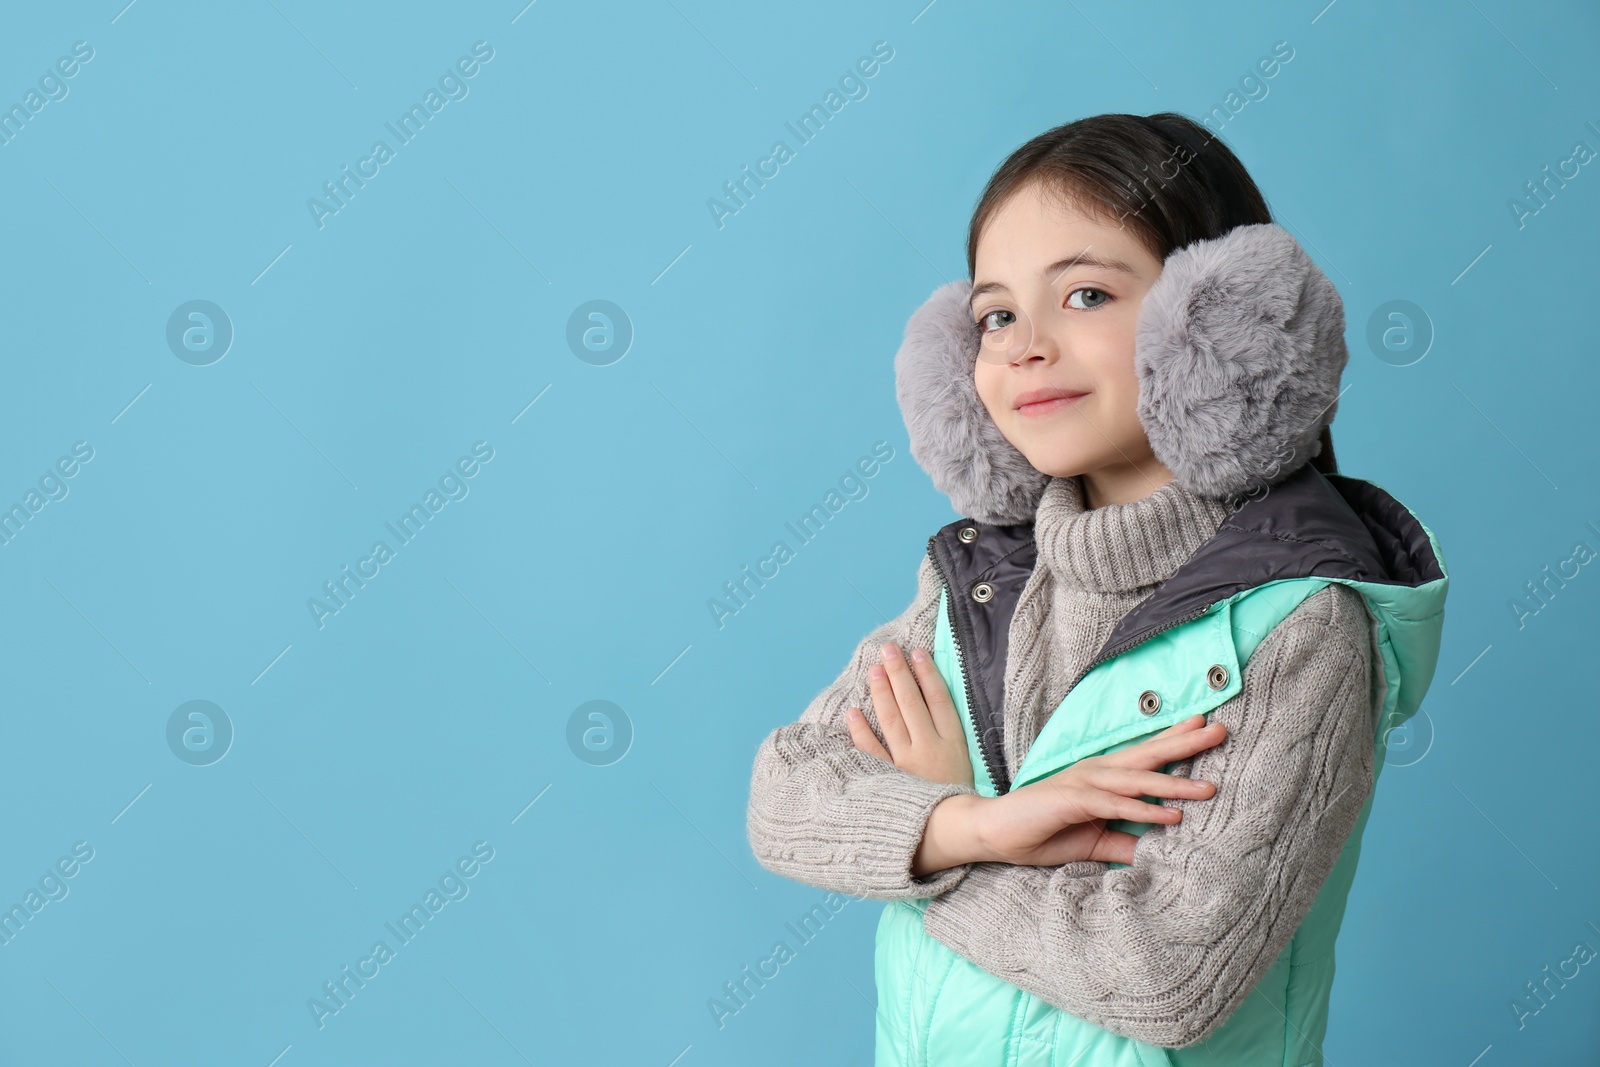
[
  {"xmin": 846, "ymin": 642, "xmax": 975, "ymax": 788},
  {"xmin": 977, "ymin": 715, "xmax": 1228, "ymax": 867}
]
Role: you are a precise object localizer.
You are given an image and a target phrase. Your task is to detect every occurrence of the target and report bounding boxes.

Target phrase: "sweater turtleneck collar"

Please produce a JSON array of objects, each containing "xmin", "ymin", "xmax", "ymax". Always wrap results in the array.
[{"xmin": 1033, "ymin": 473, "xmax": 1237, "ymax": 594}]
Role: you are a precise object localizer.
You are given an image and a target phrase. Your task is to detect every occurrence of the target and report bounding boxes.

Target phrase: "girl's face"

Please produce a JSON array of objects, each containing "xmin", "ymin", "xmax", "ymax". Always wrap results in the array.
[{"xmin": 970, "ymin": 180, "xmax": 1175, "ymax": 509}]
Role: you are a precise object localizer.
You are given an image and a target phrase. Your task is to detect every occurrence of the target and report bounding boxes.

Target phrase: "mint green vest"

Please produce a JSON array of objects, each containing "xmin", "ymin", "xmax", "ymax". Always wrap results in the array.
[{"xmin": 873, "ymin": 540, "xmax": 1448, "ymax": 1066}]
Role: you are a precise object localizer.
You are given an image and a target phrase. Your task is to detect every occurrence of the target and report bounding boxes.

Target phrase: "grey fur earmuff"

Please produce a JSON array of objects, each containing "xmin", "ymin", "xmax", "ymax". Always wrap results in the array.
[{"xmin": 892, "ymin": 222, "xmax": 1348, "ymax": 524}]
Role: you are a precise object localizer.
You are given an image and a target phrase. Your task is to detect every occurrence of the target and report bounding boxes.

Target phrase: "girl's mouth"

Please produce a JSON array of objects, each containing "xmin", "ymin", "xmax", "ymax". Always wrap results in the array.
[{"xmin": 1016, "ymin": 394, "xmax": 1088, "ymax": 417}]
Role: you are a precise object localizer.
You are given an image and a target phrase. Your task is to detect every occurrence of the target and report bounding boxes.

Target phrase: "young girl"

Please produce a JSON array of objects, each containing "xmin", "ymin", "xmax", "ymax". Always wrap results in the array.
[{"xmin": 746, "ymin": 112, "xmax": 1448, "ymax": 1066}]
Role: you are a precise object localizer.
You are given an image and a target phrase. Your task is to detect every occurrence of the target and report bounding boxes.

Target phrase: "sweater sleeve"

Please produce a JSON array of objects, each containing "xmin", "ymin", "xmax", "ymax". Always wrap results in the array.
[
  {"xmin": 746, "ymin": 553, "xmax": 982, "ymax": 900},
  {"xmin": 919, "ymin": 581, "xmax": 1378, "ymax": 1048}
]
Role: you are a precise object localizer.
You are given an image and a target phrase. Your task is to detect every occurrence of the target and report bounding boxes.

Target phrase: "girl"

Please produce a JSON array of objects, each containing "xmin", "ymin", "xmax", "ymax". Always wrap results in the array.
[{"xmin": 746, "ymin": 112, "xmax": 1448, "ymax": 1066}]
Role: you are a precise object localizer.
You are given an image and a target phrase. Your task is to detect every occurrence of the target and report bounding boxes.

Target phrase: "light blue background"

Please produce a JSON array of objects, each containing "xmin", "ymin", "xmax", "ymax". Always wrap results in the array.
[{"xmin": 0, "ymin": 1, "xmax": 1596, "ymax": 1063}]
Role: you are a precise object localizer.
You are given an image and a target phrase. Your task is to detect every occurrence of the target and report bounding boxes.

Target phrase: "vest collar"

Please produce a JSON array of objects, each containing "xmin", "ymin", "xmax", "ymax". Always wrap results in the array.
[
  {"xmin": 932, "ymin": 462, "xmax": 1445, "ymax": 664},
  {"xmin": 926, "ymin": 462, "xmax": 1447, "ymax": 794},
  {"xmin": 1093, "ymin": 462, "xmax": 1445, "ymax": 668}
]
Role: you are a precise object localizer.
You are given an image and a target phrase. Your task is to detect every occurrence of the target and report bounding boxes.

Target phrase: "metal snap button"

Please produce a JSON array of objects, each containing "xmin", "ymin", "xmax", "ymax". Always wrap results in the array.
[
  {"xmin": 1207, "ymin": 664, "xmax": 1229, "ymax": 690},
  {"xmin": 971, "ymin": 581, "xmax": 994, "ymax": 603},
  {"xmin": 1138, "ymin": 690, "xmax": 1161, "ymax": 715},
  {"xmin": 958, "ymin": 526, "xmax": 979, "ymax": 544}
]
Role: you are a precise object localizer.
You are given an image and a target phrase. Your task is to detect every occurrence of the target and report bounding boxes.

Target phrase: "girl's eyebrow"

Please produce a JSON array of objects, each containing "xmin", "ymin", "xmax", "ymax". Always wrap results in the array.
[{"xmin": 969, "ymin": 250, "xmax": 1142, "ymax": 308}]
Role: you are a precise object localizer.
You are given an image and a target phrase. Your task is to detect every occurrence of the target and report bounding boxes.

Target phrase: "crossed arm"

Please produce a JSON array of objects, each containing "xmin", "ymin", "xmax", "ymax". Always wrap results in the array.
[
  {"xmin": 744, "ymin": 553, "xmax": 1215, "ymax": 897},
  {"xmin": 917, "ymin": 582, "xmax": 1377, "ymax": 1047},
  {"xmin": 745, "ymin": 554, "xmax": 984, "ymax": 900},
  {"xmin": 745, "ymin": 559, "xmax": 1376, "ymax": 1048}
]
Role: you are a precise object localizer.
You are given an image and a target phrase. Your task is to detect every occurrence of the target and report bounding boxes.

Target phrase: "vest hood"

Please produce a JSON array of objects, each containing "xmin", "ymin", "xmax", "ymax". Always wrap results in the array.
[{"xmin": 894, "ymin": 222, "xmax": 1349, "ymax": 525}]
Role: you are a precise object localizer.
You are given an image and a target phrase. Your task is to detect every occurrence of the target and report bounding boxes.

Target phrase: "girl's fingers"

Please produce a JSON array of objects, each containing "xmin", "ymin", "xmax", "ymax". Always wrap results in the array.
[
  {"xmin": 867, "ymin": 665, "xmax": 910, "ymax": 756},
  {"xmin": 1081, "ymin": 766, "xmax": 1217, "ymax": 802},
  {"xmin": 1062, "ymin": 789, "xmax": 1185, "ymax": 827},
  {"xmin": 1082, "ymin": 827, "xmax": 1140, "ymax": 865},
  {"xmin": 1154, "ymin": 714, "xmax": 1210, "ymax": 737},
  {"xmin": 1034, "ymin": 777, "xmax": 1191, "ymax": 827},
  {"xmin": 845, "ymin": 707, "xmax": 893, "ymax": 763},
  {"xmin": 1100, "ymin": 717, "xmax": 1229, "ymax": 771},
  {"xmin": 877, "ymin": 643, "xmax": 934, "ymax": 743},
  {"xmin": 906, "ymin": 647, "xmax": 963, "ymax": 740},
  {"xmin": 1109, "ymin": 797, "xmax": 1185, "ymax": 825},
  {"xmin": 1113, "ymin": 799, "xmax": 1190, "ymax": 825}
]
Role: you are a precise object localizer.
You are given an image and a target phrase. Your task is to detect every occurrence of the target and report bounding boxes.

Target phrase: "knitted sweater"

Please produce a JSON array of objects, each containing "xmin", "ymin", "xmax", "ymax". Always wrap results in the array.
[{"xmin": 744, "ymin": 471, "xmax": 1378, "ymax": 1044}]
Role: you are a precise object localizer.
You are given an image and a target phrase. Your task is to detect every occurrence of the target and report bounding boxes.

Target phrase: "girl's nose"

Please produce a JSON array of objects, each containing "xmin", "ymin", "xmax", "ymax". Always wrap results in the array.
[{"xmin": 979, "ymin": 309, "xmax": 1058, "ymax": 366}]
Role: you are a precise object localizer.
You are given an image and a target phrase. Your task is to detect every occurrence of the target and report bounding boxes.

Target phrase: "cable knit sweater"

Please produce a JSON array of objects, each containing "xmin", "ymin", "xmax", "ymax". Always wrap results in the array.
[{"xmin": 745, "ymin": 471, "xmax": 1378, "ymax": 1046}]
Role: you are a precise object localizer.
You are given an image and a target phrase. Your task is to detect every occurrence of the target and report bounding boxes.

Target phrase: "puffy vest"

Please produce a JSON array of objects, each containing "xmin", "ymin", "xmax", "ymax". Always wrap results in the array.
[{"xmin": 873, "ymin": 464, "xmax": 1449, "ymax": 1066}]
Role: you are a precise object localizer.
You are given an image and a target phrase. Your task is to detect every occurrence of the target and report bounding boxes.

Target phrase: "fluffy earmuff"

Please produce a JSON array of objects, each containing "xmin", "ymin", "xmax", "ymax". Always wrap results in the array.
[
  {"xmin": 892, "ymin": 222, "xmax": 1347, "ymax": 524},
  {"xmin": 1134, "ymin": 222, "xmax": 1347, "ymax": 501},
  {"xmin": 893, "ymin": 279, "xmax": 1050, "ymax": 525}
]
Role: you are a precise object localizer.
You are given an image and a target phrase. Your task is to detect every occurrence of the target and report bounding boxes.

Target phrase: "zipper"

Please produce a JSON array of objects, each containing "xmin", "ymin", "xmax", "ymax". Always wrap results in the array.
[
  {"xmin": 926, "ymin": 530, "xmax": 1226, "ymax": 797},
  {"xmin": 926, "ymin": 534, "xmax": 1013, "ymax": 796}
]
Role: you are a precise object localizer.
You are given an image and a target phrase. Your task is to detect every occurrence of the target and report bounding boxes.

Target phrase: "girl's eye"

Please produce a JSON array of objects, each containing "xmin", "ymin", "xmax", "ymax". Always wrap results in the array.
[
  {"xmin": 1066, "ymin": 287, "xmax": 1110, "ymax": 310},
  {"xmin": 976, "ymin": 309, "xmax": 1015, "ymax": 333},
  {"xmin": 972, "ymin": 289, "xmax": 1113, "ymax": 331}
]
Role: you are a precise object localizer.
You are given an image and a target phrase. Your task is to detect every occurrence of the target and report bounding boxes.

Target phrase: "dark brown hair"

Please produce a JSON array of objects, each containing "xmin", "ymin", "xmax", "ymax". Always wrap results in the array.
[{"xmin": 964, "ymin": 111, "xmax": 1336, "ymax": 475}]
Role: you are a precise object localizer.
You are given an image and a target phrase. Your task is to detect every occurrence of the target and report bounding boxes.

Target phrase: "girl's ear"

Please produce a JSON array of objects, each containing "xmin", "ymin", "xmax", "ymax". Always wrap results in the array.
[
  {"xmin": 893, "ymin": 279, "xmax": 1049, "ymax": 525},
  {"xmin": 1134, "ymin": 222, "xmax": 1348, "ymax": 502}
]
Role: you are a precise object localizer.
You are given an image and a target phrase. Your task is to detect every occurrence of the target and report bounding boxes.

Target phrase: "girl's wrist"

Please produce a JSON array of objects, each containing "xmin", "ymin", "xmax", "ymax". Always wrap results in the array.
[{"xmin": 913, "ymin": 793, "xmax": 994, "ymax": 876}]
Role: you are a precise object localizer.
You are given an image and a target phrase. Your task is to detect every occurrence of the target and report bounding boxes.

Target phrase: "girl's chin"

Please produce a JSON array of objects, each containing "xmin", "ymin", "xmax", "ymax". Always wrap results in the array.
[
  {"xmin": 1020, "ymin": 453, "xmax": 1093, "ymax": 479},
  {"xmin": 1006, "ymin": 437, "xmax": 1088, "ymax": 472}
]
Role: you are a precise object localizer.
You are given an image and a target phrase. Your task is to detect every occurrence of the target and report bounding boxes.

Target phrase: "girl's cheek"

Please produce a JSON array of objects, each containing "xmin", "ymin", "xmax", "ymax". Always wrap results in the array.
[{"xmin": 973, "ymin": 367, "xmax": 1004, "ymax": 415}]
